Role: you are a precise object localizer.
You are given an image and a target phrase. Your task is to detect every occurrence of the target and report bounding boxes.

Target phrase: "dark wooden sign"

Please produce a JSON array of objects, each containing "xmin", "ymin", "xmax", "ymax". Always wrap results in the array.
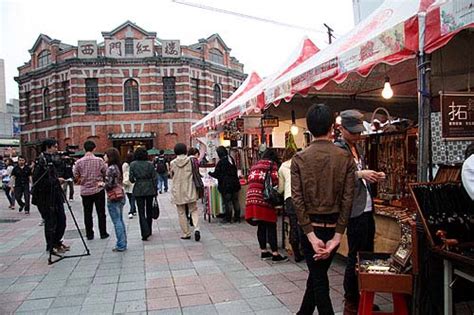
[
  {"xmin": 440, "ymin": 92, "xmax": 474, "ymax": 140},
  {"xmin": 261, "ymin": 116, "xmax": 279, "ymax": 128}
]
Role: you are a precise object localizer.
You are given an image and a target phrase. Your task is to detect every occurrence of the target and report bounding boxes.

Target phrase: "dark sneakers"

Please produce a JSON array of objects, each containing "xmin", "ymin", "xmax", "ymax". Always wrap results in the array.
[
  {"xmin": 181, "ymin": 235, "xmax": 191, "ymax": 240},
  {"xmin": 195, "ymin": 231, "xmax": 201, "ymax": 242},
  {"xmin": 272, "ymin": 254, "xmax": 289, "ymax": 263},
  {"xmin": 261, "ymin": 252, "xmax": 273, "ymax": 260},
  {"xmin": 295, "ymin": 255, "xmax": 305, "ymax": 263}
]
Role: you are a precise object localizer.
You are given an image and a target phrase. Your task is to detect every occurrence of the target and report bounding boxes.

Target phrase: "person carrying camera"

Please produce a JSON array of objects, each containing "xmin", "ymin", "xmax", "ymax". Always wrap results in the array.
[{"xmin": 32, "ymin": 139, "xmax": 70, "ymax": 255}]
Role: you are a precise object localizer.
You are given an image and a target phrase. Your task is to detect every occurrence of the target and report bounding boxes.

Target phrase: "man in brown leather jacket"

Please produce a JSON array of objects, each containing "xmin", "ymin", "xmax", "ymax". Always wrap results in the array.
[{"xmin": 292, "ymin": 103, "xmax": 356, "ymax": 315}]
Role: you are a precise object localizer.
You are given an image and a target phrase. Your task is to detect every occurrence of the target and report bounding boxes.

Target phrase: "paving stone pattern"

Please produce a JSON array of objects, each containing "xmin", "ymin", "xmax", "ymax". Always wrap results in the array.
[{"xmin": 0, "ymin": 183, "xmax": 393, "ymax": 314}]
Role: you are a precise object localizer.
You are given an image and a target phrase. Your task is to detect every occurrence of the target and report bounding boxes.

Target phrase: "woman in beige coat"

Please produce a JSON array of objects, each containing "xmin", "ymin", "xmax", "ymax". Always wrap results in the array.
[{"xmin": 170, "ymin": 143, "xmax": 200, "ymax": 241}]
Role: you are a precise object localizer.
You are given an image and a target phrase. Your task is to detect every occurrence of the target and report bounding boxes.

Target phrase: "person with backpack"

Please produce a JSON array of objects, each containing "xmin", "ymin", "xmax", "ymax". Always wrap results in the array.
[{"xmin": 154, "ymin": 150, "xmax": 169, "ymax": 194}]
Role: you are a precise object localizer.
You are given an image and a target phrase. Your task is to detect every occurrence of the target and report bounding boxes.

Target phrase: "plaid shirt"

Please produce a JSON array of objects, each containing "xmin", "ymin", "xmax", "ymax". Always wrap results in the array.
[{"xmin": 73, "ymin": 153, "xmax": 107, "ymax": 196}]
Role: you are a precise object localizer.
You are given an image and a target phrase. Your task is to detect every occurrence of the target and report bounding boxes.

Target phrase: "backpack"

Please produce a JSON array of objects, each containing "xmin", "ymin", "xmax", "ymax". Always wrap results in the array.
[{"xmin": 155, "ymin": 156, "xmax": 167, "ymax": 174}]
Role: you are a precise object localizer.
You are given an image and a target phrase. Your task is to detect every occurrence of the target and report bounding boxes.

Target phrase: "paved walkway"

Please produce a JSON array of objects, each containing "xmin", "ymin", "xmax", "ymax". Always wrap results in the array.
[{"xmin": 0, "ymin": 185, "xmax": 392, "ymax": 314}]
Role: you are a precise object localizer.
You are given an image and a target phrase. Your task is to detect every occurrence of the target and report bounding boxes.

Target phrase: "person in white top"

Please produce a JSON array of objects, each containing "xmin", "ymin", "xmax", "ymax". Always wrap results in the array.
[
  {"xmin": 2, "ymin": 158, "xmax": 15, "ymax": 209},
  {"xmin": 278, "ymin": 147, "xmax": 303, "ymax": 262},
  {"xmin": 122, "ymin": 152, "xmax": 137, "ymax": 219},
  {"xmin": 462, "ymin": 144, "xmax": 474, "ymax": 201}
]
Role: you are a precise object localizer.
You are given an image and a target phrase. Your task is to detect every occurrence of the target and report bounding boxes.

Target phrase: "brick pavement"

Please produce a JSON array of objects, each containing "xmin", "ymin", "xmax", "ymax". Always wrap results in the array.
[{"xmin": 0, "ymin": 185, "xmax": 393, "ymax": 314}]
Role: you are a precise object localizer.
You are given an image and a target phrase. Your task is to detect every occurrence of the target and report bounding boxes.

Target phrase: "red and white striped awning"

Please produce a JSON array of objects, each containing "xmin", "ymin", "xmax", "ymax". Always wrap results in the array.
[
  {"xmin": 262, "ymin": 0, "xmax": 434, "ymax": 107},
  {"xmin": 424, "ymin": 0, "xmax": 474, "ymax": 53},
  {"xmin": 214, "ymin": 37, "xmax": 320, "ymax": 124},
  {"xmin": 190, "ymin": 72, "xmax": 263, "ymax": 136}
]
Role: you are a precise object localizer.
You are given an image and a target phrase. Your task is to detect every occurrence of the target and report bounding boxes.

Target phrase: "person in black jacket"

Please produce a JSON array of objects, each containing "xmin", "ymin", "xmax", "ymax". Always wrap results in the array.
[
  {"xmin": 209, "ymin": 146, "xmax": 241, "ymax": 223},
  {"xmin": 11, "ymin": 156, "xmax": 32, "ymax": 214},
  {"xmin": 32, "ymin": 139, "xmax": 69, "ymax": 256}
]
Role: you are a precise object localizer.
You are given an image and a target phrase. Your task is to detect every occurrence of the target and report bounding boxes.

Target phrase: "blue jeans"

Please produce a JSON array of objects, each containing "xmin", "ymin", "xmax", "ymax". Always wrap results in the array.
[
  {"xmin": 4, "ymin": 185, "xmax": 15, "ymax": 207},
  {"xmin": 107, "ymin": 198, "xmax": 127, "ymax": 250},
  {"xmin": 157, "ymin": 174, "xmax": 168, "ymax": 192}
]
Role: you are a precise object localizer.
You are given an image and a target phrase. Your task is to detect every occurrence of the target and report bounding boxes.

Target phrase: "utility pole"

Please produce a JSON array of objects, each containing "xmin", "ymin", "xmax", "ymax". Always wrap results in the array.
[{"xmin": 323, "ymin": 23, "xmax": 335, "ymax": 44}]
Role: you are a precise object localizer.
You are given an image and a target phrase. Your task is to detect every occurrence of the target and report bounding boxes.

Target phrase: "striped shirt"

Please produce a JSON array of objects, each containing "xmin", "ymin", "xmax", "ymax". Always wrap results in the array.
[{"xmin": 73, "ymin": 153, "xmax": 107, "ymax": 196}]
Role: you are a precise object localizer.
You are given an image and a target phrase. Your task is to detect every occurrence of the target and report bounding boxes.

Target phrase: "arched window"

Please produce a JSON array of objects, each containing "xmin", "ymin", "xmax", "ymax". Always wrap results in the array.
[
  {"xmin": 43, "ymin": 88, "xmax": 51, "ymax": 119},
  {"xmin": 124, "ymin": 79, "xmax": 139, "ymax": 111},
  {"xmin": 213, "ymin": 84, "xmax": 222, "ymax": 108},
  {"xmin": 209, "ymin": 49, "xmax": 224, "ymax": 64},
  {"xmin": 38, "ymin": 50, "xmax": 51, "ymax": 68}
]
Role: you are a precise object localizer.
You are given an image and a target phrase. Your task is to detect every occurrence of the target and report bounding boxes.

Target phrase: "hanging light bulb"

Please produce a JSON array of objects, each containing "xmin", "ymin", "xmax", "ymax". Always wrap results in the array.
[
  {"xmin": 381, "ymin": 76, "xmax": 393, "ymax": 99},
  {"xmin": 290, "ymin": 124, "xmax": 299, "ymax": 136},
  {"xmin": 290, "ymin": 109, "xmax": 299, "ymax": 135}
]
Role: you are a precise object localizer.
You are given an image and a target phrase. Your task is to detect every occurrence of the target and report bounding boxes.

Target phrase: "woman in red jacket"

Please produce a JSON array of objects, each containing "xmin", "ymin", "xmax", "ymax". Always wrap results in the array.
[{"xmin": 245, "ymin": 148, "xmax": 288, "ymax": 263}]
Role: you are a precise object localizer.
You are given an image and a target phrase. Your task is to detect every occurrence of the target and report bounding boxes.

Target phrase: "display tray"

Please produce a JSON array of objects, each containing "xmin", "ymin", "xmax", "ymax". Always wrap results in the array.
[
  {"xmin": 409, "ymin": 182, "xmax": 474, "ymax": 266},
  {"xmin": 357, "ymin": 252, "xmax": 413, "ymax": 295}
]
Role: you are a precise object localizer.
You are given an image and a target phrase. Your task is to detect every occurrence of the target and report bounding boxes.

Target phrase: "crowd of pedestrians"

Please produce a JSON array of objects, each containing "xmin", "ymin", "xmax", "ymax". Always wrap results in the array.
[{"xmin": 10, "ymin": 102, "xmax": 474, "ymax": 314}]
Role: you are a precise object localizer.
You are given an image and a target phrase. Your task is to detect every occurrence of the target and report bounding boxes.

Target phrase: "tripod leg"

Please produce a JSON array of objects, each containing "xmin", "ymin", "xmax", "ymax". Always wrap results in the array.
[
  {"xmin": 61, "ymin": 190, "xmax": 90, "ymax": 256},
  {"xmin": 48, "ymin": 250, "xmax": 64, "ymax": 265}
]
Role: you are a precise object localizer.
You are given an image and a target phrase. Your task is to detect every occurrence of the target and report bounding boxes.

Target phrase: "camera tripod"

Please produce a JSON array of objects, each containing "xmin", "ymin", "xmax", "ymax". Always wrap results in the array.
[
  {"xmin": 48, "ymin": 188, "xmax": 91, "ymax": 265},
  {"xmin": 32, "ymin": 163, "xmax": 91, "ymax": 265}
]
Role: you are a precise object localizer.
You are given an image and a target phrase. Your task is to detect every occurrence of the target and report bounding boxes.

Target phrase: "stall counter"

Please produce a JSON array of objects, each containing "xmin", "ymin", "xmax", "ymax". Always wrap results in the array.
[{"xmin": 337, "ymin": 206, "xmax": 404, "ymax": 257}]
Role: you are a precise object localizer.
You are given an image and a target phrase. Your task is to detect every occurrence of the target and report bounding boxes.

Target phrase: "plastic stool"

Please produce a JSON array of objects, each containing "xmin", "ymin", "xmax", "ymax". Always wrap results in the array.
[{"xmin": 358, "ymin": 291, "xmax": 409, "ymax": 315}]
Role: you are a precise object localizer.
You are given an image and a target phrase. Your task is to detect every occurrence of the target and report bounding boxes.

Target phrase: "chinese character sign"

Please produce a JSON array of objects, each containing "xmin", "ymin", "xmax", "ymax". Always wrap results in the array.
[
  {"xmin": 135, "ymin": 39, "xmax": 154, "ymax": 57},
  {"xmin": 105, "ymin": 40, "xmax": 125, "ymax": 57},
  {"xmin": 441, "ymin": 92, "xmax": 474, "ymax": 140},
  {"xmin": 162, "ymin": 40, "xmax": 181, "ymax": 58},
  {"xmin": 78, "ymin": 40, "xmax": 97, "ymax": 59}
]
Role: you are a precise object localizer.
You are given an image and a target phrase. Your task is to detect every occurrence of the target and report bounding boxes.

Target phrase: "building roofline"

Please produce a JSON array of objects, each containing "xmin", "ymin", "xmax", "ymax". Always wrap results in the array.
[
  {"xmin": 29, "ymin": 34, "xmax": 53, "ymax": 53},
  {"xmin": 101, "ymin": 20, "xmax": 157, "ymax": 38}
]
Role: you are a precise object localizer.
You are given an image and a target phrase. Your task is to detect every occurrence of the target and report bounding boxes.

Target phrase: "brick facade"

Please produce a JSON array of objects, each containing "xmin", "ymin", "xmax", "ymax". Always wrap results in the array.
[{"xmin": 15, "ymin": 21, "xmax": 245, "ymax": 160}]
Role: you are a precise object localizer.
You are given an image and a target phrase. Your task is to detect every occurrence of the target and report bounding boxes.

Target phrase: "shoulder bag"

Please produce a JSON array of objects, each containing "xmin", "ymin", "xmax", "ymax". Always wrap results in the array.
[
  {"xmin": 191, "ymin": 158, "xmax": 204, "ymax": 198},
  {"xmin": 107, "ymin": 166, "xmax": 125, "ymax": 201}
]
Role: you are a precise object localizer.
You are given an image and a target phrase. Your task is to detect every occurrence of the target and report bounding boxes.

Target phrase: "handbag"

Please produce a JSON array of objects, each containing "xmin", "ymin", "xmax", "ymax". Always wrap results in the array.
[
  {"xmin": 107, "ymin": 185, "xmax": 125, "ymax": 202},
  {"xmin": 151, "ymin": 196, "xmax": 160, "ymax": 219},
  {"xmin": 106, "ymin": 166, "xmax": 125, "ymax": 201},
  {"xmin": 263, "ymin": 162, "xmax": 283, "ymax": 207},
  {"xmin": 191, "ymin": 158, "xmax": 204, "ymax": 198}
]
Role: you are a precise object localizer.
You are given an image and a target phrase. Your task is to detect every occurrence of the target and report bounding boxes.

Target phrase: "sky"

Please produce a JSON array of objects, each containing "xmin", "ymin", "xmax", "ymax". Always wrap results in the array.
[{"xmin": 1, "ymin": 0, "xmax": 356, "ymax": 101}]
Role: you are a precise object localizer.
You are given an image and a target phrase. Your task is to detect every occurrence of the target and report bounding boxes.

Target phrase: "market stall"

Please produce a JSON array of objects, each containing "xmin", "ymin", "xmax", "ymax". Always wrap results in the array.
[
  {"xmin": 261, "ymin": 0, "xmax": 474, "ymax": 312},
  {"xmin": 191, "ymin": 38, "xmax": 321, "ymax": 220}
]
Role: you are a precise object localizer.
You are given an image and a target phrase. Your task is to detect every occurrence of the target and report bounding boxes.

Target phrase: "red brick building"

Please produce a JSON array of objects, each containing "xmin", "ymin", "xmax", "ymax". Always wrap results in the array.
[{"xmin": 15, "ymin": 21, "xmax": 245, "ymax": 159}]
